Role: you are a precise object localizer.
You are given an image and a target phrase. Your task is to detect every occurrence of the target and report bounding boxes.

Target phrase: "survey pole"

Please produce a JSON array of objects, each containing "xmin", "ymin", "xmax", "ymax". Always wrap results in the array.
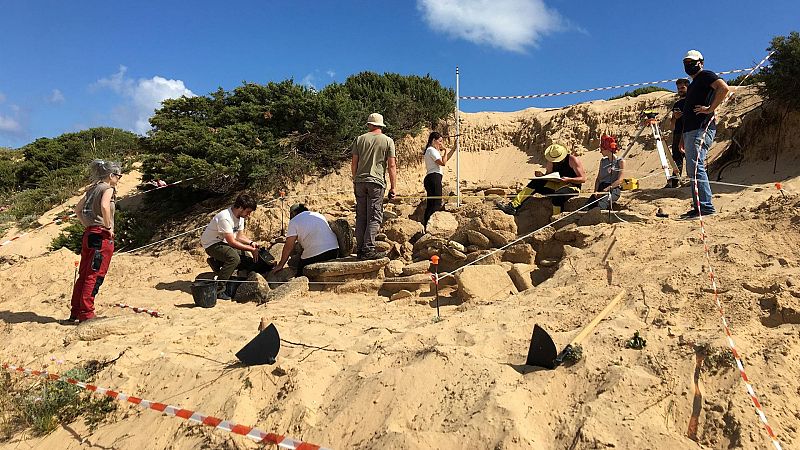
[{"xmin": 455, "ymin": 66, "xmax": 460, "ymax": 207}]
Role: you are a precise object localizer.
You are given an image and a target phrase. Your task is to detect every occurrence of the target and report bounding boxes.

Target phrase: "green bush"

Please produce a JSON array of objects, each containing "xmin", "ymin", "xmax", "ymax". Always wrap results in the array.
[
  {"xmin": 760, "ymin": 31, "xmax": 800, "ymax": 111},
  {"xmin": 49, "ymin": 221, "xmax": 84, "ymax": 253},
  {"xmin": 144, "ymin": 72, "xmax": 454, "ymax": 192},
  {"xmin": 5, "ymin": 365, "xmax": 117, "ymax": 437},
  {"xmin": 609, "ymin": 86, "xmax": 671, "ymax": 100},
  {"xmin": 3, "ymin": 128, "xmax": 144, "ymax": 226}
]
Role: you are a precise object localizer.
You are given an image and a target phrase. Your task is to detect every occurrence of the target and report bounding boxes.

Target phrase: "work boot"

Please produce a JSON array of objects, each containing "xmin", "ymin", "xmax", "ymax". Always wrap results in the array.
[{"xmin": 496, "ymin": 201, "xmax": 518, "ymax": 216}]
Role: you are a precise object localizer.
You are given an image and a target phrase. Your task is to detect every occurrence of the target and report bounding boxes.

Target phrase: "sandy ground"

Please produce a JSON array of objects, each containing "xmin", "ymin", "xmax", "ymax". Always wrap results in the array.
[{"xmin": 1, "ymin": 92, "xmax": 799, "ymax": 450}]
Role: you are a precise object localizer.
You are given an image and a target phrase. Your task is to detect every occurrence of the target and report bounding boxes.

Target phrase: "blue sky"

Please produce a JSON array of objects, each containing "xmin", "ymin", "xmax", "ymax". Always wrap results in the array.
[{"xmin": 0, "ymin": 0, "xmax": 797, "ymax": 148}]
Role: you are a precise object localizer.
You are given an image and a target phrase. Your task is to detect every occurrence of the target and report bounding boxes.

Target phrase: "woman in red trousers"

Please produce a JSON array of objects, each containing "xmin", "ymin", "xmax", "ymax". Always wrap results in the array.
[{"xmin": 63, "ymin": 160, "xmax": 122, "ymax": 324}]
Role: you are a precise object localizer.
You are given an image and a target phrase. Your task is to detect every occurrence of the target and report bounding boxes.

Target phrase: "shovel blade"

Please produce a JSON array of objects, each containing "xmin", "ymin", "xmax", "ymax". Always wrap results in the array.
[
  {"xmin": 525, "ymin": 324, "xmax": 558, "ymax": 369},
  {"xmin": 236, "ymin": 323, "xmax": 281, "ymax": 365}
]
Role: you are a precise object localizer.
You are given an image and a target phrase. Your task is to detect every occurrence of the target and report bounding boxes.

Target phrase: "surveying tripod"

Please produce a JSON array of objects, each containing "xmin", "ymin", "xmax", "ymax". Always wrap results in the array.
[{"xmin": 619, "ymin": 110, "xmax": 680, "ymax": 182}]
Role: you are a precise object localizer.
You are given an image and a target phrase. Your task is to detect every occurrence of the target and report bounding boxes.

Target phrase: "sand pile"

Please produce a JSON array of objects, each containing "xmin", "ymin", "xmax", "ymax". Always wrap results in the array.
[{"xmin": 1, "ymin": 90, "xmax": 799, "ymax": 449}]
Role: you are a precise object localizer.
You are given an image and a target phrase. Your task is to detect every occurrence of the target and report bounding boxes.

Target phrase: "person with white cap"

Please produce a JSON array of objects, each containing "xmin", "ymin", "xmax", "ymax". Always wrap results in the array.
[
  {"xmin": 63, "ymin": 159, "xmax": 123, "ymax": 324},
  {"xmin": 350, "ymin": 112, "xmax": 397, "ymax": 259},
  {"xmin": 498, "ymin": 143, "xmax": 586, "ymax": 216},
  {"xmin": 679, "ymin": 49, "xmax": 730, "ymax": 219}
]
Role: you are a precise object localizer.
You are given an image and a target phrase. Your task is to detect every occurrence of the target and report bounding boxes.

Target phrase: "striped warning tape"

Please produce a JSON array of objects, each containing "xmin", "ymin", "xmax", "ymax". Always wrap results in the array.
[
  {"xmin": 689, "ymin": 52, "xmax": 781, "ymax": 450},
  {"xmin": 1, "ymin": 363, "xmax": 329, "ymax": 450},
  {"xmin": 459, "ymin": 67, "xmax": 754, "ymax": 100},
  {"xmin": 0, "ymin": 213, "xmax": 77, "ymax": 247},
  {"xmin": 114, "ymin": 303, "xmax": 162, "ymax": 318}
]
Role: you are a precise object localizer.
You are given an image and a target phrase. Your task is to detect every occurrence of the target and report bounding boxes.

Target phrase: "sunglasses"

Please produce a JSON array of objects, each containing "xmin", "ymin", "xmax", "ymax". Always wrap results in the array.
[{"xmin": 112, "ymin": 173, "xmax": 123, "ymax": 179}]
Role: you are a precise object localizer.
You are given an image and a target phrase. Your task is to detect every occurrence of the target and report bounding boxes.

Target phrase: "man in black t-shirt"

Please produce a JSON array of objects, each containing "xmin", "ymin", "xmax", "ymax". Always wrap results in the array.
[
  {"xmin": 679, "ymin": 50, "xmax": 730, "ymax": 219},
  {"xmin": 665, "ymin": 78, "xmax": 689, "ymax": 188}
]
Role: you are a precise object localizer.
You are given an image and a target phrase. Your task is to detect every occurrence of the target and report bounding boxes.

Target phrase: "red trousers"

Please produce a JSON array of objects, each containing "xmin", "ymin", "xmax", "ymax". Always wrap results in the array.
[{"xmin": 70, "ymin": 226, "xmax": 114, "ymax": 321}]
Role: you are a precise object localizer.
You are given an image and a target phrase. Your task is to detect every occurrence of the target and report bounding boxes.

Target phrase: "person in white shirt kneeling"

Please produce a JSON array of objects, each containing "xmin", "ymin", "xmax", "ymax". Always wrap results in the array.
[{"xmin": 272, "ymin": 204, "xmax": 340, "ymax": 276}]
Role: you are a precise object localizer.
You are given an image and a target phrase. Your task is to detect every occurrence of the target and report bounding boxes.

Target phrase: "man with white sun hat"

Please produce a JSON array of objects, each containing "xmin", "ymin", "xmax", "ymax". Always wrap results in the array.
[{"xmin": 679, "ymin": 49, "xmax": 730, "ymax": 219}]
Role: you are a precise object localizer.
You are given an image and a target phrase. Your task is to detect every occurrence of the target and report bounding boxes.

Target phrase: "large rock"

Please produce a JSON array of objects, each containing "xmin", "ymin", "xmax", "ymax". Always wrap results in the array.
[
  {"xmin": 456, "ymin": 265, "xmax": 518, "ymax": 301},
  {"xmin": 476, "ymin": 209, "xmax": 517, "ymax": 235},
  {"xmin": 268, "ymin": 243, "xmax": 285, "ymax": 262},
  {"xmin": 262, "ymin": 276, "xmax": 309, "ymax": 303},
  {"xmin": 464, "ymin": 250, "xmax": 504, "ymax": 265},
  {"xmin": 502, "ymin": 243, "xmax": 536, "ymax": 264},
  {"xmin": 478, "ymin": 227, "xmax": 515, "ymax": 247},
  {"xmin": 383, "ymin": 218, "xmax": 424, "ymax": 244},
  {"xmin": 267, "ymin": 267, "xmax": 295, "ymax": 289},
  {"xmin": 74, "ymin": 316, "xmax": 146, "ymax": 342},
  {"xmin": 465, "ymin": 230, "xmax": 492, "ymax": 249},
  {"xmin": 426, "ymin": 211, "xmax": 459, "ymax": 238},
  {"xmin": 235, "ymin": 272, "xmax": 271, "ymax": 303},
  {"xmin": 329, "ymin": 218, "xmax": 354, "ymax": 257},
  {"xmin": 402, "ymin": 260, "xmax": 432, "ymax": 276},
  {"xmin": 508, "ymin": 263, "xmax": 534, "ymax": 291},
  {"xmin": 386, "ymin": 259, "xmax": 405, "ymax": 277},
  {"xmin": 375, "ymin": 240, "xmax": 393, "ymax": 253},
  {"xmin": 303, "ymin": 257, "xmax": 390, "ymax": 279},
  {"xmin": 381, "ymin": 274, "xmax": 433, "ymax": 295}
]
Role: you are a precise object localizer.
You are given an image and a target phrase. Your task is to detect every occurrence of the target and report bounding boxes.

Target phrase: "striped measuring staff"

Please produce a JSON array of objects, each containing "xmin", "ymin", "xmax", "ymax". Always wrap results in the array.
[
  {"xmin": 460, "ymin": 67, "xmax": 754, "ymax": 100},
  {"xmin": 689, "ymin": 50, "xmax": 781, "ymax": 450},
  {"xmin": 1, "ymin": 363, "xmax": 329, "ymax": 450}
]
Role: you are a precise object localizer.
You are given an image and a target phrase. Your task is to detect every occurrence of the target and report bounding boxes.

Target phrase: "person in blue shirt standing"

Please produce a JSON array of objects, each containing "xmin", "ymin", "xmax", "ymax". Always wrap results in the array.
[{"xmin": 679, "ymin": 50, "xmax": 730, "ymax": 219}]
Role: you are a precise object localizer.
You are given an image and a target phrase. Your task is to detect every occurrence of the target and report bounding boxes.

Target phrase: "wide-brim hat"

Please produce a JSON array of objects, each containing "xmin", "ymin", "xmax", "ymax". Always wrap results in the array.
[
  {"xmin": 366, "ymin": 112, "xmax": 386, "ymax": 128},
  {"xmin": 544, "ymin": 144, "xmax": 568, "ymax": 163}
]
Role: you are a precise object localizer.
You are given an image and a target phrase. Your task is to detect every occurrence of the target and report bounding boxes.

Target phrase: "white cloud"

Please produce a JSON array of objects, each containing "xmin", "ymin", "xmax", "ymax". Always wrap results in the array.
[
  {"xmin": 326, "ymin": 70, "xmax": 336, "ymax": 78},
  {"xmin": 417, "ymin": 0, "xmax": 563, "ymax": 52},
  {"xmin": 300, "ymin": 73, "xmax": 317, "ymax": 90},
  {"xmin": 0, "ymin": 114, "xmax": 22, "ymax": 134},
  {"xmin": 95, "ymin": 65, "xmax": 195, "ymax": 134},
  {"xmin": 48, "ymin": 89, "xmax": 65, "ymax": 104},
  {"xmin": 0, "ymin": 92, "xmax": 6, "ymax": 103}
]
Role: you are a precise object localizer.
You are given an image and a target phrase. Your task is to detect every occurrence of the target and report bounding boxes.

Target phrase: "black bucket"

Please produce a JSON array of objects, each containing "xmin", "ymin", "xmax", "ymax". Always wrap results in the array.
[{"xmin": 191, "ymin": 273, "xmax": 217, "ymax": 308}]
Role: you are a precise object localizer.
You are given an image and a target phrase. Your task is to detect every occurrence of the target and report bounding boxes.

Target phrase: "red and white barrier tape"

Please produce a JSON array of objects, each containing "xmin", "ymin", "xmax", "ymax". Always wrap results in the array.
[
  {"xmin": 1, "ymin": 363, "xmax": 329, "ymax": 450},
  {"xmin": 460, "ymin": 67, "xmax": 754, "ymax": 100},
  {"xmin": 1, "ymin": 213, "xmax": 77, "ymax": 247},
  {"xmin": 690, "ymin": 52, "xmax": 781, "ymax": 450},
  {"xmin": 114, "ymin": 303, "xmax": 162, "ymax": 318}
]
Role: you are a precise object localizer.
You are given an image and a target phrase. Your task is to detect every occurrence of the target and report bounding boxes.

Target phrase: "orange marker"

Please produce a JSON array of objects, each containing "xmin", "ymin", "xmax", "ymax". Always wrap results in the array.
[
  {"xmin": 431, "ymin": 255, "xmax": 439, "ymax": 265},
  {"xmin": 775, "ymin": 182, "xmax": 782, "ymax": 190}
]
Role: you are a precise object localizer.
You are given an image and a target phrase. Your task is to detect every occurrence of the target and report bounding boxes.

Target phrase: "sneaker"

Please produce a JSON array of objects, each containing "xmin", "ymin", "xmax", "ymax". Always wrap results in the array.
[
  {"xmin": 679, "ymin": 209, "xmax": 700, "ymax": 220},
  {"xmin": 496, "ymin": 201, "xmax": 518, "ymax": 216},
  {"xmin": 217, "ymin": 291, "xmax": 232, "ymax": 301},
  {"xmin": 59, "ymin": 317, "xmax": 80, "ymax": 326}
]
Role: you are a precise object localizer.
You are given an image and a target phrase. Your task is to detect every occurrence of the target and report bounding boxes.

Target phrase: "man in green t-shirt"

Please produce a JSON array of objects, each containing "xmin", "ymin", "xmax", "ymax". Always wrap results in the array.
[{"xmin": 350, "ymin": 112, "xmax": 397, "ymax": 259}]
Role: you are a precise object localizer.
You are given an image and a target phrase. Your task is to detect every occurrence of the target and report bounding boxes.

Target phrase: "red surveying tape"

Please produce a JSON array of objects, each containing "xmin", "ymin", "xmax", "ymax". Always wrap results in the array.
[
  {"xmin": 690, "ymin": 52, "xmax": 782, "ymax": 450},
  {"xmin": 114, "ymin": 303, "xmax": 162, "ymax": 318},
  {"xmin": 1, "ymin": 363, "xmax": 329, "ymax": 450}
]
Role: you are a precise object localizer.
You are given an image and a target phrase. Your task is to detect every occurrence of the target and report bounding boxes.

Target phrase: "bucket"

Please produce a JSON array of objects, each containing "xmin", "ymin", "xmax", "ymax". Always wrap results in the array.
[{"xmin": 191, "ymin": 273, "xmax": 217, "ymax": 308}]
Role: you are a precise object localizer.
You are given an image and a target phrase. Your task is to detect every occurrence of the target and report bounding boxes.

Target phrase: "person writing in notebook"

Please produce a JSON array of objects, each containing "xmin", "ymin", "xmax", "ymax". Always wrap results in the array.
[{"xmin": 498, "ymin": 143, "xmax": 586, "ymax": 216}]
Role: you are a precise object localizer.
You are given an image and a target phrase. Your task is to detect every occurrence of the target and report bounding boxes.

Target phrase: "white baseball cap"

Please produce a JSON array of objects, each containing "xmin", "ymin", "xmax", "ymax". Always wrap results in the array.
[{"xmin": 683, "ymin": 50, "xmax": 704, "ymax": 61}]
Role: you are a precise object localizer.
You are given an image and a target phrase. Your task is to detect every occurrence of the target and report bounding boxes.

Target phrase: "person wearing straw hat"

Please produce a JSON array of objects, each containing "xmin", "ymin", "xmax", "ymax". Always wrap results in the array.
[
  {"xmin": 351, "ymin": 112, "xmax": 397, "ymax": 260},
  {"xmin": 200, "ymin": 193, "xmax": 260, "ymax": 300},
  {"xmin": 498, "ymin": 143, "xmax": 586, "ymax": 216},
  {"xmin": 63, "ymin": 160, "xmax": 122, "ymax": 324},
  {"xmin": 679, "ymin": 49, "xmax": 730, "ymax": 219},
  {"xmin": 272, "ymin": 203, "xmax": 339, "ymax": 276}
]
